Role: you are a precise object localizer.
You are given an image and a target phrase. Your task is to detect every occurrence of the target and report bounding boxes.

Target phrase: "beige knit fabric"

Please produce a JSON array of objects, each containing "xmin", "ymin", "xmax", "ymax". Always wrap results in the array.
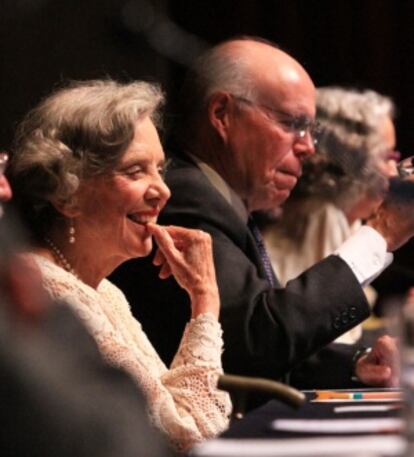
[{"xmin": 31, "ymin": 254, "xmax": 231, "ymax": 451}]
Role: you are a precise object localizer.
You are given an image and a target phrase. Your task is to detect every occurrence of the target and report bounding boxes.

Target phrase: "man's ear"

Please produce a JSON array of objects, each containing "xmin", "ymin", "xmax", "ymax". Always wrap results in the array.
[{"xmin": 208, "ymin": 92, "xmax": 233, "ymax": 143}]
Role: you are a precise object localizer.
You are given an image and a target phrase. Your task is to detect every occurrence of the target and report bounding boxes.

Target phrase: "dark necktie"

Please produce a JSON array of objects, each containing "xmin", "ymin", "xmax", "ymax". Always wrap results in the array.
[{"xmin": 247, "ymin": 216, "xmax": 277, "ymax": 288}]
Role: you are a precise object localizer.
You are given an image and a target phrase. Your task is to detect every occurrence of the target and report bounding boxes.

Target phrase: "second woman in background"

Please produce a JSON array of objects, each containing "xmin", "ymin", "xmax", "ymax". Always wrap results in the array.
[{"xmin": 264, "ymin": 87, "xmax": 397, "ymax": 343}]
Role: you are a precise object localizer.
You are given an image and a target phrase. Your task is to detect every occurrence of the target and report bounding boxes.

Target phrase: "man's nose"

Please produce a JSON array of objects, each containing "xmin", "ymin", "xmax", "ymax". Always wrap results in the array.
[{"xmin": 293, "ymin": 131, "xmax": 316, "ymax": 159}]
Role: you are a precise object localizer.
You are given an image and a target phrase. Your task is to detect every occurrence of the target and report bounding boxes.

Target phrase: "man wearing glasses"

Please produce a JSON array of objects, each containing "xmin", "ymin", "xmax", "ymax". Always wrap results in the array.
[{"xmin": 112, "ymin": 37, "xmax": 406, "ymax": 391}]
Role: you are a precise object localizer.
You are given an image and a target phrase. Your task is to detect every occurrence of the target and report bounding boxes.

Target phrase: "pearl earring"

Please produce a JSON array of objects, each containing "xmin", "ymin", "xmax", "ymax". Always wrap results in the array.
[{"xmin": 69, "ymin": 219, "xmax": 76, "ymax": 244}]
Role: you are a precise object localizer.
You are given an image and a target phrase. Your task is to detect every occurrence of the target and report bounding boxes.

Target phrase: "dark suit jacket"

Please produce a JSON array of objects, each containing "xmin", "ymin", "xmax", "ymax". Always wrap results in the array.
[{"xmin": 110, "ymin": 153, "xmax": 370, "ymax": 388}]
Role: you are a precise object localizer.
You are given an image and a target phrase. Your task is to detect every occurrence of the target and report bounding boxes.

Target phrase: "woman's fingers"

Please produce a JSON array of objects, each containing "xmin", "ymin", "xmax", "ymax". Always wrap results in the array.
[
  {"xmin": 159, "ymin": 262, "xmax": 172, "ymax": 279},
  {"xmin": 152, "ymin": 247, "xmax": 171, "ymax": 278},
  {"xmin": 147, "ymin": 223, "xmax": 220, "ymax": 318},
  {"xmin": 161, "ymin": 225, "xmax": 192, "ymax": 241},
  {"xmin": 147, "ymin": 223, "xmax": 186, "ymax": 279},
  {"xmin": 147, "ymin": 223, "xmax": 179, "ymax": 259},
  {"xmin": 153, "ymin": 248, "xmax": 165, "ymax": 266},
  {"xmin": 147, "ymin": 223, "xmax": 209, "ymax": 278}
]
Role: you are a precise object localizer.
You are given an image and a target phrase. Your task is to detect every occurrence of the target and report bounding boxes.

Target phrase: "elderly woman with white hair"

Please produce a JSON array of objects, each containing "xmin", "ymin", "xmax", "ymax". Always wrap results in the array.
[
  {"xmin": 263, "ymin": 86, "xmax": 398, "ymax": 344},
  {"xmin": 7, "ymin": 79, "xmax": 231, "ymax": 451}
]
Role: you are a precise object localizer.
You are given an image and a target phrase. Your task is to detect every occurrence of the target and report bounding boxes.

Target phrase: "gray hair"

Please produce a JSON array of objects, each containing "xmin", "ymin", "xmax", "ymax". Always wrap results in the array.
[
  {"xmin": 293, "ymin": 86, "xmax": 395, "ymax": 209},
  {"xmin": 176, "ymin": 37, "xmax": 279, "ymax": 137},
  {"xmin": 9, "ymin": 79, "xmax": 164, "ymax": 240}
]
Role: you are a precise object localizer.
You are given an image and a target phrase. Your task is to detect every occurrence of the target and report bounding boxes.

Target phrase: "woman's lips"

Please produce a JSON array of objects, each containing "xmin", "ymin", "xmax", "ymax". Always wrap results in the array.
[{"xmin": 127, "ymin": 210, "xmax": 159, "ymax": 225}]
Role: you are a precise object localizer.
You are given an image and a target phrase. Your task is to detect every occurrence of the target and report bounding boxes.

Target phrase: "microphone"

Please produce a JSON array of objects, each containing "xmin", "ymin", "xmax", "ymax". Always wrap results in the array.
[{"xmin": 217, "ymin": 374, "xmax": 305, "ymax": 419}]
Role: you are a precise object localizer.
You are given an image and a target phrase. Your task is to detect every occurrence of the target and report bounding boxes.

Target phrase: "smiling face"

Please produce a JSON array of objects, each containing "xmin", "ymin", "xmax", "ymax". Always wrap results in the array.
[{"xmin": 74, "ymin": 117, "xmax": 170, "ymax": 264}]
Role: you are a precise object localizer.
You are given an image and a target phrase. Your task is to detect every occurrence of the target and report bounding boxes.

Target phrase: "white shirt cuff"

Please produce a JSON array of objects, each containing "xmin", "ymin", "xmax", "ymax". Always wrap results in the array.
[{"xmin": 334, "ymin": 226, "xmax": 393, "ymax": 287}]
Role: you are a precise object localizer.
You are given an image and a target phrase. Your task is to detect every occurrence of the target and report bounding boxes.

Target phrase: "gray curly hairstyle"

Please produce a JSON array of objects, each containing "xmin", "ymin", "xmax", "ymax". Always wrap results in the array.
[
  {"xmin": 292, "ymin": 86, "xmax": 395, "ymax": 209},
  {"xmin": 8, "ymin": 79, "xmax": 164, "ymax": 241}
]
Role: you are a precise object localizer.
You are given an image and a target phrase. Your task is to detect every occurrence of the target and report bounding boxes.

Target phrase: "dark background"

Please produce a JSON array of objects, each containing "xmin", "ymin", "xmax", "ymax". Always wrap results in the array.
[
  {"xmin": 1, "ymin": 0, "xmax": 414, "ymax": 299},
  {"xmin": 2, "ymin": 0, "xmax": 414, "ymax": 151}
]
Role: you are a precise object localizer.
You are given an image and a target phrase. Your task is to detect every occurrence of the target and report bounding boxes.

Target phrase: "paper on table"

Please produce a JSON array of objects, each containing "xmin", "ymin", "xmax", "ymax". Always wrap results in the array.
[
  {"xmin": 192, "ymin": 435, "xmax": 405, "ymax": 457},
  {"xmin": 271, "ymin": 417, "xmax": 403, "ymax": 434},
  {"xmin": 313, "ymin": 398, "xmax": 401, "ymax": 403},
  {"xmin": 312, "ymin": 390, "xmax": 402, "ymax": 402},
  {"xmin": 334, "ymin": 405, "xmax": 402, "ymax": 414}
]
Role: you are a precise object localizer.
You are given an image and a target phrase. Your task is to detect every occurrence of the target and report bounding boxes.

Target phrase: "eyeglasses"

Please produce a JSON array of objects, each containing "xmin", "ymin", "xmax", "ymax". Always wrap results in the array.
[
  {"xmin": 232, "ymin": 95, "xmax": 322, "ymax": 145},
  {"xmin": 0, "ymin": 152, "xmax": 8, "ymax": 175}
]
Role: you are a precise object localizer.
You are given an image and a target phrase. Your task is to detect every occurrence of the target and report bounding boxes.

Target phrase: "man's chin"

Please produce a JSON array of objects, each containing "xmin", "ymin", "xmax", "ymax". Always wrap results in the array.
[
  {"xmin": 247, "ymin": 184, "xmax": 293, "ymax": 211},
  {"xmin": 260, "ymin": 190, "xmax": 291, "ymax": 211}
]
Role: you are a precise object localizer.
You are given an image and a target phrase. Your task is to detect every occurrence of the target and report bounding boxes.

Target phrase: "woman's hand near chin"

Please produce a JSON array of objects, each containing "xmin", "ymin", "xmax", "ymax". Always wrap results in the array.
[{"xmin": 146, "ymin": 223, "xmax": 220, "ymax": 319}]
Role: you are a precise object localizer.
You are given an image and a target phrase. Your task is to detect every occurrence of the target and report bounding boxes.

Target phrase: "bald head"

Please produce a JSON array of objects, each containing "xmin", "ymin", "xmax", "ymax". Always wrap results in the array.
[
  {"xmin": 177, "ymin": 38, "xmax": 315, "ymax": 144},
  {"xmin": 216, "ymin": 39, "xmax": 313, "ymax": 89}
]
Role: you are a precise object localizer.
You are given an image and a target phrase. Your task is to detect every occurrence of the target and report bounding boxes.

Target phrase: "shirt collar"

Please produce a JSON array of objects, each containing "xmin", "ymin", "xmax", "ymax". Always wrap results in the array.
[{"xmin": 187, "ymin": 153, "xmax": 249, "ymax": 224}]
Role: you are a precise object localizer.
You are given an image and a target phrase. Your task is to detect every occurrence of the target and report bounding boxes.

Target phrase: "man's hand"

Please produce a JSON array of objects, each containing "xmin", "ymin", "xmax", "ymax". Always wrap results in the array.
[
  {"xmin": 354, "ymin": 335, "xmax": 399, "ymax": 387},
  {"xmin": 367, "ymin": 177, "xmax": 414, "ymax": 251}
]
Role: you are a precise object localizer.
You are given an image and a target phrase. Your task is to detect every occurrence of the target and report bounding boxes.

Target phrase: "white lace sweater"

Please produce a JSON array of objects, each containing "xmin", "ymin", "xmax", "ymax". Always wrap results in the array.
[{"xmin": 31, "ymin": 255, "xmax": 231, "ymax": 451}]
